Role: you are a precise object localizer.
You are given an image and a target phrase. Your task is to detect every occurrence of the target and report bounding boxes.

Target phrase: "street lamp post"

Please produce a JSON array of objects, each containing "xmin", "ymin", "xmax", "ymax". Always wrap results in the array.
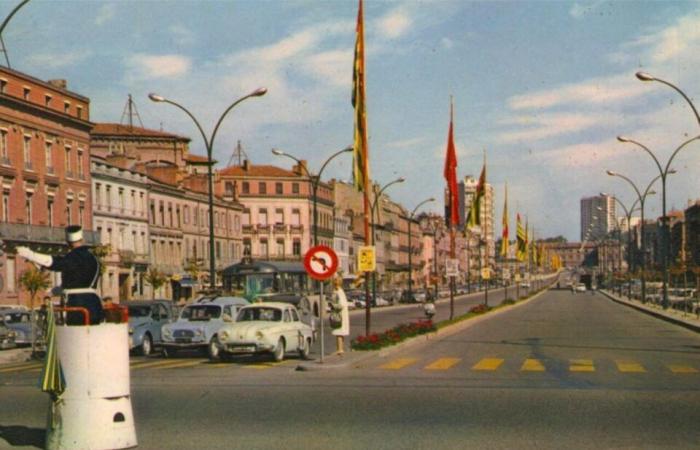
[
  {"xmin": 601, "ymin": 192, "xmax": 641, "ymax": 298},
  {"xmin": 369, "ymin": 178, "xmax": 405, "ymax": 310},
  {"xmin": 606, "ymin": 170, "xmax": 661, "ymax": 304},
  {"xmin": 149, "ymin": 88, "xmax": 267, "ymax": 290},
  {"xmin": 272, "ymin": 146, "xmax": 352, "ymax": 246},
  {"xmin": 407, "ymin": 198, "xmax": 435, "ymax": 302},
  {"xmin": 636, "ymin": 72, "xmax": 700, "ymax": 127},
  {"xmin": 617, "ymin": 135, "xmax": 695, "ymax": 308}
]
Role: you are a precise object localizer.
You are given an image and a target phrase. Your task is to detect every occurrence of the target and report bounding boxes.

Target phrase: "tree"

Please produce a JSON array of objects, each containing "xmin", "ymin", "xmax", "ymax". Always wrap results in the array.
[
  {"xmin": 184, "ymin": 258, "xmax": 203, "ymax": 284},
  {"xmin": 144, "ymin": 268, "xmax": 167, "ymax": 300},
  {"xmin": 18, "ymin": 265, "xmax": 50, "ymax": 355}
]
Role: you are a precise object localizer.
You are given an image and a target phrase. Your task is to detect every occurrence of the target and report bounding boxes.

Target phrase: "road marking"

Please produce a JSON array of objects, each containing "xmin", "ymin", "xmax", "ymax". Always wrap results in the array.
[
  {"xmin": 380, "ymin": 358, "xmax": 418, "ymax": 370},
  {"xmin": 472, "ymin": 358, "xmax": 504, "ymax": 371},
  {"xmin": 150, "ymin": 360, "xmax": 204, "ymax": 370},
  {"xmin": 569, "ymin": 359, "xmax": 595, "ymax": 372},
  {"xmin": 131, "ymin": 359, "xmax": 201, "ymax": 370},
  {"xmin": 668, "ymin": 364, "xmax": 699, "ymax": 374},
  {"xmin": 521, "ymin": 359, "xmax": 546, "ymax": 372},
  {"xmin": 0, "ymin": 362, "xmax": 42, "ymax": 373},
  {"xmin": 615, "ymin": 360, "xmax": 646, "ymax": 373},
  {"xmin": 425, "ymin": 358, "xmax": 461, "ymax": 370}
]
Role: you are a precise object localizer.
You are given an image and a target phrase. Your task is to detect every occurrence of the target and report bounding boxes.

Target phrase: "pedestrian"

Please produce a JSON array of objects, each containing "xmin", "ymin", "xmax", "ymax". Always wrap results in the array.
[
  {"xmin": 17, "ymin": 225, "xmax": 104, "ymax": 325},
  {"xmin": 331, "ymin": 276, "xmax": 350, "ymax": 356}
]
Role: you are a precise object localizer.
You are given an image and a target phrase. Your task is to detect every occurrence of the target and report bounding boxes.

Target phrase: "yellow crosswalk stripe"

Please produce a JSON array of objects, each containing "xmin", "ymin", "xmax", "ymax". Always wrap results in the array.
[
  {"xmin": 668, "ymin": 364, "xmax": 699, "ymax": 374},
  {"xmin": 150, "ymin": 360, "xmax": 204, "ymax": 370},
  {"xmin": 472, "ymin": 358, "xmax": 504, "ymax": 371},
  {"xmin": 380, "ymin": 358, "xmax": 418, "ymax": 370},
  {"xmin": 521, "ymin": 359, "xmax": 545, "ymax": 372},
  {"xmin": 570, "ymin": 359, "xmax": 595, "ymax": 372},
  {"xmin": 615, "ymin": 360, "xmax": 646, "ymax": 373},
  {"xmin": 131, "ymin": 359, "xmax": 201, "ymax": 370},
  {"xmin": 425, "ymin": 358, "xmax": 461, "ymax": 370}
]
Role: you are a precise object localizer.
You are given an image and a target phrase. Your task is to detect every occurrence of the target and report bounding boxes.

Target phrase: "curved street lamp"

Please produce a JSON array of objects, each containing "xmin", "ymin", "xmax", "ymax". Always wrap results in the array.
[
  {"xmin": 407, "ymin": 197, "xmax": 435, "ymax": 303},
  {"xmin": 606, "ymin": 170, "xmax": 661, "ymax": 303},
  {"xmin": 617, "ymin": 134, "xmax": 695, "ymax": 308},
  {"xmin": 636, "ymin": 72, "xmax": 700, "ymax": 128},
  {"xmin": 272, "ymin": 146, "xmax": 352, "ymax": 246},
  {"xmin": 601, "ymin": 192, "xmax": 642, "ymax": 298},
  {"xmin": 149, "ymin": 87, "xmax": 267, "ymax": 290}
]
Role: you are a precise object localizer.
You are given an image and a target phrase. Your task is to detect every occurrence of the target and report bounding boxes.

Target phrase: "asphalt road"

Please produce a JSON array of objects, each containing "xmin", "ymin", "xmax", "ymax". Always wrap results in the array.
[{"xmin": 1, "ymin": 285, "xmax": 699, "ymax": 449}]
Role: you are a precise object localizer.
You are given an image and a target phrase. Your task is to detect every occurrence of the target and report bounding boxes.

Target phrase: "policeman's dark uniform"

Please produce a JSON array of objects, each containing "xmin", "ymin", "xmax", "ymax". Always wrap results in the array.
[{"xmin": 50, "ymin": 246, "xmax": 104, "ymax": 325}]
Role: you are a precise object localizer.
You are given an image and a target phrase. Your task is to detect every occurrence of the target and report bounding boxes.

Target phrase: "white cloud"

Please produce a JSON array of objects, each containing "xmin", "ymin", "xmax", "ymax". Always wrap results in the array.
[
  {"xmin": 377, "ymin": 8, "xmax": 412, "ymax": 39},
  {"xmin": 304, "ymin": 49, "xmax": 353, "ymax": 87},
  {"xmin": 25, "ymin": 50, "xmax": 92, "ymax": 70},
  {"xmin": 497, "ymin": 112, "xmax": 621, "ymax": 143},
  {"xmin": 125, "ymin": 54, "xmax": 191, "ymax": 80},
  {"xmin": 169, "ymin": 25, "xmax": 195, "ymax": 47},
  {"xmin": 95, "ymin": 4, "xmax": 116, "ymax": 26},
  {"xmin": 441, "ymin": 37, "xmax": 454, "ymax": 50}
]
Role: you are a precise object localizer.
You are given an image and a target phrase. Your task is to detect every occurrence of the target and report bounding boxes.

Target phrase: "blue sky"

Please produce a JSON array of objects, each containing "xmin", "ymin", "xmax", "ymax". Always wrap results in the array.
[{"xmin": 3, "ymin": 0, "xmax": 700, "ymax": 241}]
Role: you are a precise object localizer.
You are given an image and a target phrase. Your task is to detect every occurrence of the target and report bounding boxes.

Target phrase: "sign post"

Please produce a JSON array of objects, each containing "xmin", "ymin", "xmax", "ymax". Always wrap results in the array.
[{"xmin": 303, "ymin": 245, "xmax": 339, "ymax": 363}]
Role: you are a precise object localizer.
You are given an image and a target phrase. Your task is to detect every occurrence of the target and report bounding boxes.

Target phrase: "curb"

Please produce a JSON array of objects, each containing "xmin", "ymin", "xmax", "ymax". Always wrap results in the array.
[
  {"xmin": 600, "ymin": 290, "xmax": 700, "ymax": 334},
  {"xmin": 296, "ymin": 286, "xmax": 554, "ymax": 371}
]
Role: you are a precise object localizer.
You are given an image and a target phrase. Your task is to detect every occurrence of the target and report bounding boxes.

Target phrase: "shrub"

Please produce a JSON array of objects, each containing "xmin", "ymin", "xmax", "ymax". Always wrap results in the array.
[
  {"xmin": 468, "ymin": 304, "xmax": 491, "ymax": 315},
  {"xmin": 501, "ymin": 298, "xmax": 516, "ymax": 306},
  {"xmin": 351, "ymin": 320, "xmax": 436, "ymax": 351}
]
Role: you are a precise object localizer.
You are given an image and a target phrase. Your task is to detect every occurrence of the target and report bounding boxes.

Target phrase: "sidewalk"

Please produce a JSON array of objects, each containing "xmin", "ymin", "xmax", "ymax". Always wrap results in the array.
[
  {"xmin": 0, "ymin": 347, "xmax": 32, "ymax": 365},
  {"xmin": 601, "ymin": 289, "xmax": 700, "ymax": 333}
]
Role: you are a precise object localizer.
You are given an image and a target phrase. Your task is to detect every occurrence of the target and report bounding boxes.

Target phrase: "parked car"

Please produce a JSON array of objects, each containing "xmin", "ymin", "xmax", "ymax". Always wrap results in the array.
[
  {"xmin": 213, "ymin": 302, "xmax": 314, "ymax": 362},
  {"xmin": 2, "ymin": 309, "xmax": 32, "ymax": 346},
  {"xmin": 127, "ymin": 300, "xmax": 177, "ymax": 356},
  {"xmin": 160, "ymin": 296, "xmax": 249, "ymax": 358},
  {"xmin": 0, "ymin": 318, "xmax": 17, "ymax": 350},
  {"xmin": 574, "ymin": 283, "xmax": 586, "ymax": 292}
]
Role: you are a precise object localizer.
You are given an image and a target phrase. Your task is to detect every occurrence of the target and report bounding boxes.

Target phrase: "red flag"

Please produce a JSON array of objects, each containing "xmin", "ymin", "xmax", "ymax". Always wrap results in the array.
[{"xmin": 444, "ymin": 101, "xmax": 459, "ymax": 226}]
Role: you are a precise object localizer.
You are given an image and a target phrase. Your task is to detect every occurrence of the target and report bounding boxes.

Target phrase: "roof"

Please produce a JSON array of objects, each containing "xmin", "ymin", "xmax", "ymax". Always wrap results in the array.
[
  {"xmin": 184, "ymin": 154, "xmax": 210, "ymax": 163},
  {"xmin": 91, "ymin": 123, "xmax": 190, "ymax": 141},
  {"xmin": 218, "ymin": 164, "xmax": 300, "ymax": 178}
]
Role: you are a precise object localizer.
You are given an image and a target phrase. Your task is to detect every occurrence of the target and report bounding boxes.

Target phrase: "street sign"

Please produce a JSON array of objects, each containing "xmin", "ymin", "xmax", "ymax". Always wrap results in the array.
[
  {"xmin": 481, "ymin": 267, "xmax": 491, "ymax": 280},
  {"xmin": 357, "ymin": 246, "xmax": 376, "ymax": 272},
  {"xmin": 446, "ymin": 258, "xmax": 459, "ymax": 277},
  {"xmin": 303, "ymin": 245, "xmax": 339, "ymax": 281}
]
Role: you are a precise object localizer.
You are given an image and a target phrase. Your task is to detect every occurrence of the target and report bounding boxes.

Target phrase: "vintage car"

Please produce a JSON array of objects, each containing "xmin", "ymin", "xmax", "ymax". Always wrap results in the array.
[
  {"xmin": 0, "ymin": 318, "xmax": 17, "ymax": 350},
  {"xmin": 160, "ymin": 296, "xmax": 248, "ymax": 358},
  {"xmin": 2, "ymin": 309, "xmax": 32, "ymax": 346},
  {"xmin": 127, "ymin": 300, "xmax": 177, "ymax": 356},
  {"xmin": 213, "ymin": 302, "xmax": 314, "ymax": 362}
]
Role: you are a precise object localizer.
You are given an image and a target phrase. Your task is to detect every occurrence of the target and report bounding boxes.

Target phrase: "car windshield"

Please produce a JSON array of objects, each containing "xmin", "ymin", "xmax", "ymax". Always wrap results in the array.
[
  {"xmin": 3, "ymin": 312, "xmax": 29, "ymax": 324},
  {"xmin": 237, "ymin": 307, "xmax": 282, "ymax": 322},
  {"xmin": 128, "ymin": 306, "xmax": 152, "ymax": 318},
  {"xmin": 181, "ymin": 305, "xmax": 221, "ymax": 321}
]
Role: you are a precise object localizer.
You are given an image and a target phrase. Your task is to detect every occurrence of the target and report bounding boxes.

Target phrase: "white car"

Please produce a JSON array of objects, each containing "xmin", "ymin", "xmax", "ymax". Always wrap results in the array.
[
  {"xmin": 213, "ymin": 302, "xmax": 314, "ymax": 362},
  {"xmin": 574, "ymin": 283, "xmax": 587, "ymax": 292}
]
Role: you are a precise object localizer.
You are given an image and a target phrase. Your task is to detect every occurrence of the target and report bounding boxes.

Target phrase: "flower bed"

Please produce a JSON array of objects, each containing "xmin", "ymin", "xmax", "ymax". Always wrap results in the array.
[{"xmin": 351, "ymin": 320, "xmax": 436, "ymax": 351}]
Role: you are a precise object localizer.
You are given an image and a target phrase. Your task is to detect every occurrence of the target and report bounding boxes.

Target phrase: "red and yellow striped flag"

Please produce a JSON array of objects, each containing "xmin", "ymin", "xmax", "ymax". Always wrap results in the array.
[
  {"xmin": 352, "ymin": 0, "xmax": 369, "ymax": 193},
  {"xmin": 500, "ymin": 184, "xmax": 509, "ymax": 257}
]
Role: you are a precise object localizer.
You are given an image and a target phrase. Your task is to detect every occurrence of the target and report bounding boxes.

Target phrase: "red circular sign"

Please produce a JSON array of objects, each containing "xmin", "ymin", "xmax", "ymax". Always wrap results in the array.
[{"xmin": 303, "ymin": 245, "xmax": 339, "ymax": 281}]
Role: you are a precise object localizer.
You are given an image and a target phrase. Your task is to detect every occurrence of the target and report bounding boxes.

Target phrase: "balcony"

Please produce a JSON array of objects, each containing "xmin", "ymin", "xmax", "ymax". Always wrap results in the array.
[
  {"xmin": 242, "ymin": 224, "xmax": 254, "ymax": 234},
  {"xmin": 0, "ymin": 223, "xmax": 100, "ymax": 246},
  {"xmin": 290, "ymin": 224, "xmax": 304, "ymax": 234},
  {"xmin": 273, "ymin": 224, "xmax": 287, "ymax": 233},
  {"xmin": 257, "ymin": 224, "xmax": 270, "ymax": 232}
]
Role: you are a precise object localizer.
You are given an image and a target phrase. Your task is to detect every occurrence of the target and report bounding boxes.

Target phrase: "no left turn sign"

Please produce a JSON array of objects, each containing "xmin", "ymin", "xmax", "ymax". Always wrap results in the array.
[{"xmin": 303, "ymin": 245, "xmax": 339, "ymax": 281}]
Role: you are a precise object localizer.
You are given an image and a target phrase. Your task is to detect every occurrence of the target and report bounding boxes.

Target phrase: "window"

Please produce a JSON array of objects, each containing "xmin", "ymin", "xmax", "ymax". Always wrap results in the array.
[
  {"xmin": 149, "ymin": 201, "xmax": 155, "ymax": 225},
  {"xmin": 292, "ymin": 183, "xmax": 300, "ymax": 194},
  {"xmin": 23, "ymin": 87, "xmax": 30, "ymax": 100},
  {"xmin": 225, "ymin": 182, "xmax": 234, "ymax": 196},
  {"xmin": 1, "ymin": 192, "xmax": 9, "ymax": 222},
  {"xmin": 259, "ymin": 208, "xmax": 268, "ymax": 226},
  {"xmin": 79, "ymin": 203, "xmax": 84, "ymax": 227},
  {"xmin": 291, "ymin": 209, "xmax": 301, "ymax": 226},
  {"xmin": 45, "ymin": 141, "xmax": 53, "ymax": 172},
  {"xmin": 176, "ymin": 206, "xmax": 181, "ymax": 227},
  {"xmin": 76, "ymin": 105, "xmax": 83, "ymax": 119},
  {"xmin": 105, "ymin": 185, "xmax": 111, "ymax": 209},
  {"xmin": 45, "ymin": 95, "xmax": 52, "ymax": 107},
  {"xmin": 243, "ymin": 239, "xmax": 251, "ymax": 256},
  {"xmin": 25, "ymin": 193, "xmax": 32, "ymax": 224},
  {"xmin": 64, "ymin": 101, "xmax": 70, "ymax": 114},
  {"xmin": 242, "ymin": 182, "xmax": 249, "ymax": 194},
  {"xmin": 47, "ymin": 198, "xmax": 54, "ymax": 226},
  {"xmin": 131, "ymin": 190, "xmax": 136, "ymax": 213},
  {"xmin": 242, "ymin": 209, "xmax": 250, "ymax": 225},
  {"xmin": 276, "ymin": 239, "xmax": 284, "ymax": 256},
  {"xmin": 216, "ymin": 241, "xmax": 221, "ymax": 258},
  {"xmin": 168, "ymin": 203, "xmax": 173, "ymax": 226},
  {"xmin": 0, "ymin": 129, "xmax": 7, "ymax": 162},
  {"xmin": 23, "ymin": 135, "xmax": 31, "ymax": 170},
  {"xmin": 0, "ymin": 79, "xmax": 6, "ymax": 94},
  {"xmin": 259, "ymin": 182, "xmax": 267, "ymax": 194},
  {"xmin": 293, "ymin": 239, "xmax": 301, "ymax": 256},
  {"xmin": 183, "ymin": 205, "xmax": 189, "ymax": 224},
  {"xmin": 260, "ymin": 239, "xmax": 268, "ymax": 257},
  {"xmin": 65, "ymin": 146, "xmax": 72, "ymax": 175},
  {"xmin": 275, "ymin": 182, "xmax": 283, "ymax": 195},
  {"xmin": 77, "ymin": 150, "xmax": 84, "ymax": 179},
  {"xmin": 118, "ymin": 188, "xmax": 125, "ymax": 211},
  {"xmin": 65, "ymin": 199, "xmax": 73, "ymax": 224},
  {"xmin": 275, "ymin": 208, "xmax": 284, "ymax": 224},
  {"xmin": 6, "ymin": 258, "xmax": 15, "ymax": 293}
]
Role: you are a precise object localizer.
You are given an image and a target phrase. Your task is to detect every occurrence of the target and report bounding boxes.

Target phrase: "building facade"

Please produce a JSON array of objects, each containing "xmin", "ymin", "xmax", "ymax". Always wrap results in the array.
[{"xmin": 581, "ymin": 194, "xmax": 615, "ymax": 242}]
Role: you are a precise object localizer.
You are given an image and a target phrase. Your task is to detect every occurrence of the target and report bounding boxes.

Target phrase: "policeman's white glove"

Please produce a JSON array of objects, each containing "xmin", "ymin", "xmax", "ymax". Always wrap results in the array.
[{"xmin": 16, "ymin": 246, "xmax": 53, "ymax": 267}]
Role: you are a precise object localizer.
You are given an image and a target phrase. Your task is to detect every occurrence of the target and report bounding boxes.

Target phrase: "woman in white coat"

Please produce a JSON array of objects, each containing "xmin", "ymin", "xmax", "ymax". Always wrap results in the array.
[{"xmin": 331, "ymin": 277, "xmax": 350, "ymax": 355}]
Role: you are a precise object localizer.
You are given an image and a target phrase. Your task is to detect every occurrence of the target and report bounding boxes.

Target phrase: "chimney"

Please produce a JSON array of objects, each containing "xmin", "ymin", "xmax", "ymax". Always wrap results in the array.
[
  {"xmin": 242, "ymin": 159, "xmax": 250, "ymax": 171},
  {"xmin": 48, "ymin": 79, "xmax": 67, "ymax": 89},
  {"xmin": 293, "ymin": 160, "xmax": 308, "ymax": 176}
]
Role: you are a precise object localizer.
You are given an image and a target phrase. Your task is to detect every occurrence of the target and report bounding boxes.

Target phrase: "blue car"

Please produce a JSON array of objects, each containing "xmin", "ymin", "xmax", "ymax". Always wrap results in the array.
[
  {"xmin": 2, "ymin": 309, "xmax": 32, "ymax": 346},
  {"xmin": 127, "ymin": 300, "xmax": 177, "ymax": 356}
]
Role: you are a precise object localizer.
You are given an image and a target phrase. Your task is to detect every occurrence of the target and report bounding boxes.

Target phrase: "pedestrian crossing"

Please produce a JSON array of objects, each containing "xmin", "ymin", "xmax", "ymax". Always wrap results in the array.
[
  {"xmin": 0, "ymin": 357, "xmax": 293, "ymax": 375},
  {"xmin": 371, "ymin": 356, "xmax": 700, "ymax": 375}
]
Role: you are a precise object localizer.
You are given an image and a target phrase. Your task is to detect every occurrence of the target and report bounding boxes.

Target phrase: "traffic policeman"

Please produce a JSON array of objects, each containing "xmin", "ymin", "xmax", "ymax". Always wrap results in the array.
[{"xmin": 17, "ymin": 225, "xmax": 104, "ymax": 325}]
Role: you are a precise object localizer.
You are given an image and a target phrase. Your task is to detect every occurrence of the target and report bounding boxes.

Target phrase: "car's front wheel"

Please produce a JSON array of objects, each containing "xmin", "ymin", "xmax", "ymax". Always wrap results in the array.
[
  {"xmin": 208, "ymin": 336, "xmax": 221, "ymax": 361},
  {"xmin": 299, "ymin": 337, "xmax": 311, "ymax": 360},
  {"xmin": 273, "ymin": 338, "xmax": 285, "ymax": 362},
  {"xmin": 140, "ymin": 333, "xmax": 153, "ymax": 357}
]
